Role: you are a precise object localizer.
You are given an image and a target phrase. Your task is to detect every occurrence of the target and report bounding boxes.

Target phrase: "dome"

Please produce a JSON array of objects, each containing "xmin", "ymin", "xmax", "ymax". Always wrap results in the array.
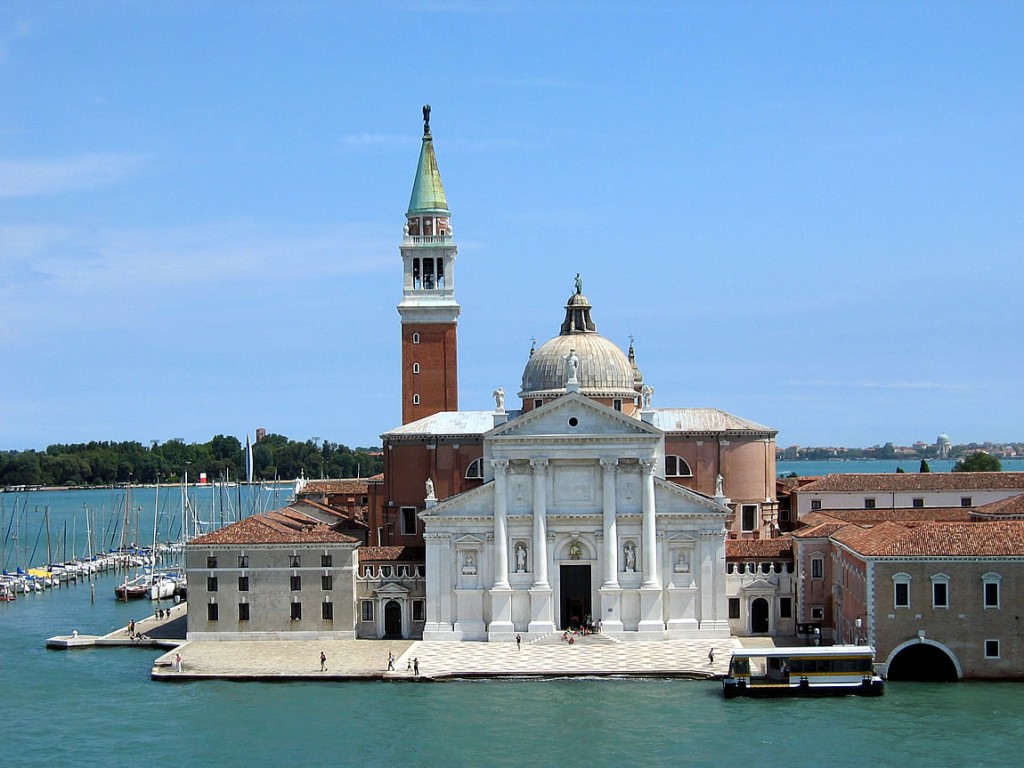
[{"xmin": 519, "ymin": 281, "xmax": 638, "ymax": 400}]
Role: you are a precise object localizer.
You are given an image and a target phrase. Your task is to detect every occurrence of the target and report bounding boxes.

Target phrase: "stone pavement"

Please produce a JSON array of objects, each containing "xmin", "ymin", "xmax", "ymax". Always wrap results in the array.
[{"xmin": 152, "ymin": 634, "xmax": 743, "ymax": 681}]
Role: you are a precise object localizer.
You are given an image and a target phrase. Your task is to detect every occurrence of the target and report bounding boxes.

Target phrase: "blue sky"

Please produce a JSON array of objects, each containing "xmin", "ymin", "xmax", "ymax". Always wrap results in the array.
[{"xmin": 1, "ymin": 1, "xmax": 1021, "ymax": 451}]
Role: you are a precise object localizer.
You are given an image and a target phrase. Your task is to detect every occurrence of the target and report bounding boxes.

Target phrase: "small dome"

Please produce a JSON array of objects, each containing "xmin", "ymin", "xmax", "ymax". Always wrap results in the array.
[{"xmin": 519, "ymin": 281, "xmax": 637, "ymax": 399}]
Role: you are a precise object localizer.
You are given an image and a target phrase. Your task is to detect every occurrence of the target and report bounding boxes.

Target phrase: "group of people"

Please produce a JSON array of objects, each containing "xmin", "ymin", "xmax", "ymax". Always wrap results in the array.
[{"xmin": 385, "ymin": 652, "xmax": 419, "ymax": 676}]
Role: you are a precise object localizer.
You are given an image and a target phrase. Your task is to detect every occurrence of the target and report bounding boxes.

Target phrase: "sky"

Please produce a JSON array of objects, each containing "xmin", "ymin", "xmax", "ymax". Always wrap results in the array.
[{"xmin": 1, "ymin": 1, "xmax": 1022, "ymax": 452}]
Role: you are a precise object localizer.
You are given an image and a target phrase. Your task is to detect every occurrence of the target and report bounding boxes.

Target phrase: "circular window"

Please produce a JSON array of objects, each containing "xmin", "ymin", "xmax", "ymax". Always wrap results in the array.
[{"xmin": 568, "ymin": 417, "xmax": 579, "ymax": 428}]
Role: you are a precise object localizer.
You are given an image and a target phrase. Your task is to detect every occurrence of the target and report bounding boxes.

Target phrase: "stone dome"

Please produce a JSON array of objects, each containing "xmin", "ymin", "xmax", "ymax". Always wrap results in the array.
[{"xmin": 519, "ymin": 283, "xmax": 638, "ymax": 400}]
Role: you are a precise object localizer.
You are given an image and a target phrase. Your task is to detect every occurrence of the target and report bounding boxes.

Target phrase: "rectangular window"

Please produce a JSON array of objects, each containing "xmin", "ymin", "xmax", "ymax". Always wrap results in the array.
[
  {"xmin": 361, "ymin": 600, "xmax": 374, "ymax": 622},
  {"xmin": 321, "ymin": 554, "xmax": 333, "ymax": 568},
  {"xmin": 613, "ymin": 399, "xmax": 622, "ymax": 411},
  {"xmin": 810, "ymin": 499, "xmax": 822, "ymax": 511},
  {"xmin": 238, "ymin": 576, "xmax": 249, "ymax": 592},
  {"xmin": 290, "ymin": 603, "xmax": 302, "ymax": 621},
  {"xmin": 290, "ymin": 575, "xmax": 302, "ymax": 591},
  {"xmin": 534, "ymin": 399, "xmax": 542, "ymax": 410},
  {"xmin": 413, "ymin": 599, "xmax": 425, "ymax": 622},
  {"xmin": 290, "ymin": 554, "xmax": 301, "ymax": 568},
  {"xmin": 985, "ymin": 581, "xmax": 1000, "ymax": 609},
  {"xmin": 206, "ymin": 556, "xmax": 218, "ymax": 569},
  {"xmin": 321, "ymin": 575, "xmax": 333, "ymax": 591},
  {"xmin": 864, "ymin": 498, "xmax": 876, "ymax": 509},
  {"xmin": 207, "ymin": 576, "xmax": 218, "ymax": 592},
  {"xmin": 207, "ymin": 603, "xmax": 219, "ymax": 621},
  {"xmin": 933, "ymin": 582, "xmax": 949, "ymax": 608},
  {"xmin": 895, "ymin": 582, "xmax": 910, "ymax": 608},
  {"xmin": 961, "ymin": 497, "xmax": 972, "ymax": 508},
  {"xmin": 811, "ymin": 606, "xmax": 824, "ymax": 620},
  {"xmin": 780, "ymin": 597, "xmax": 792, "ymax": 619},
  {"xmin": 985, "ymin": 639, "xmax": 1000, "ymax": 659},
  {"xmin": 322, "ymin": 602, "xmax": 334, "ymax": 621},
  {"xmin": 401, "ymin": 506, "xmax": 418, "ymax": 536},
  {"xmin": 237, "ymin": 554, "xmax": 249, "ymax": 568},
  {"xmin": 779, "ymin": 509, "xmax": 791, "ymax": 523},
  {"xmin": 912, "ymin": 498, "xmax": 924, "ymax": 508},
  {"xmin": 728, "ymin": 598, "xmax": 740, "ymax": 619},
  {"xmin": 811, "ymin": 558, "xmax": 824, "ymax": 579},
  {"xmin": 238, "ymin": 602, "xmax": 249, "ymax": 621},
  {"xmin": 741, "ymin": 505, "xmax": 757, "ymax": 532}
]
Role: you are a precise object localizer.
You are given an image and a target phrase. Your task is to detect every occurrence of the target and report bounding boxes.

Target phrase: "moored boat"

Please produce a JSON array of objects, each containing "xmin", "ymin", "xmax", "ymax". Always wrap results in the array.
[{"xmin": 722, "ymin": 645, "xmax": 885, "ymax": 698}]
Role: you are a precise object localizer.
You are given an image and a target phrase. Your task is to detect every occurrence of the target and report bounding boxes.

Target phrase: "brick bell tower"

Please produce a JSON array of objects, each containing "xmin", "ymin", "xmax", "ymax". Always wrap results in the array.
[{"xmin": 398, "ymin": 105, "xmax": 460, "ymax": 424}]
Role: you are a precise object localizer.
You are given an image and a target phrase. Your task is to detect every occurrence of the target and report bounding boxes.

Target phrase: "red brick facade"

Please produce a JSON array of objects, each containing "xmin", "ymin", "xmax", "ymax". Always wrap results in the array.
[{"xmin": 401, "ymin": 322, "xmax": 458, "ymax": 425}]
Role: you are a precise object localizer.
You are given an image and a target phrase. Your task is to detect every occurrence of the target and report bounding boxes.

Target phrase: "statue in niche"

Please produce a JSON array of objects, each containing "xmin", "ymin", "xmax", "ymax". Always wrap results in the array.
[
  {"xmin": 515, "ymin": 543, "xmax": 528, "ymax": 573},
  {"xmin": 569, "ymin": 541, "xmax": 582, "ymax": 560},
  {"xmin": 425, "ymin": 477, "xmax": 435, "ymax": 499},
  {"xmin": 462, "ymin": 552, "xmax": 476, "ymax": 575},
  {"xmin": 492, "ymin": 386, "xmax": 505, "ymax": 411},
  {"xmin": 674, "ymin": 551, "xmax": 689, "ymax": 573},
  {"xmin": 715, "ymin": 473, "xmax": 724, "ymax": 497},
  {"xmin": 563, "ymin": 348, "xmax": 580, "ymax": 385},
  {"xmin": 623, "ymin": 543, "xmax": 636, "ymax": 572},
  {"xmin": 641, "ymin": 384, "xmax": 654, "ymax": 409}
]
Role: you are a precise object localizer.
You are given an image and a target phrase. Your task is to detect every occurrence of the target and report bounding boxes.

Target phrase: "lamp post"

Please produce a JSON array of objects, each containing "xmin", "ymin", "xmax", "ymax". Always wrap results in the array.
[{"xmin": 855, "ymin": 617, "xmax": 863, "ymax": 645}]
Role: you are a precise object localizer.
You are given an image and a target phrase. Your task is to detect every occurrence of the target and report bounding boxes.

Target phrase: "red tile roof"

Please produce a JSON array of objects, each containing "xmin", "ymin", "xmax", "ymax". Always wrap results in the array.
[
  {"xmin": 188, "ymin": 509, "xmax": 360, "ymax": 546},
  {"xmin": 832, "ymin": 520, "xmax": 1024, "ymax": 557},
  {"xmin": 358, "ymin": 546, "xmax": 425, "ymax": 562},
  {"xmin": 300, "ymin": 479, "xmax": 369, "ymax": 496},
  {"xmin": 802, "ymin": 508, "xmax": 973, "ymax": 524},
  {"xmin": 726, "ymin": 538, "xmax": 794, "ymax": 558},
  {"xmin": 972, "ymin": 494, "xmax": 1024, "ymax": 519},
  {"xmin": 796, "ymin": 472, "xmax": 1024, "ymax": 493}
]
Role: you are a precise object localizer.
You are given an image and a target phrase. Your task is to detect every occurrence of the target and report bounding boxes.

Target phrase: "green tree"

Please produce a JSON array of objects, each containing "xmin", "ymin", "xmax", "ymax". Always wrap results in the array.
[
  {"xmin": 919, "ymin": 459, "xmax": 931, "ymax": 473},
  {"xmin": 953, "ymin": 452, "xmax": 1002, "ymax": 472},
  {"xmin": 896, "ymin": 466, "xmax": 905, "ymax": 473}
]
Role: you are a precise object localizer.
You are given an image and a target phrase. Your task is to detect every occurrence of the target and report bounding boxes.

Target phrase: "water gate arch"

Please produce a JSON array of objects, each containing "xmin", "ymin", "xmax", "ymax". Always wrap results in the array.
[{"xmin": 885, "ymin": 638, "xmax": 961, "ymax": 681}]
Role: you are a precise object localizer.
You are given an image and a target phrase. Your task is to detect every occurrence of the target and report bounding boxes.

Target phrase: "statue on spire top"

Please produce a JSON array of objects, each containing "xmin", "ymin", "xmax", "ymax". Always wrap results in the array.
[
  {"xmin": 423, "ymin": 104, "xmax": 431, "ymax": 135},
  {"xmin": 574, "ymin": 273, "xmax": 583, "ymax": 295}
]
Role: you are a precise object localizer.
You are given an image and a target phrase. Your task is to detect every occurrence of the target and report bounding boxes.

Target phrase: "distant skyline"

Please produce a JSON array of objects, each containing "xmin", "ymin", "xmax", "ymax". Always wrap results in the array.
[{"xmin": 2, "ymin": 2, "xmax": 1022, "ymax": 451}]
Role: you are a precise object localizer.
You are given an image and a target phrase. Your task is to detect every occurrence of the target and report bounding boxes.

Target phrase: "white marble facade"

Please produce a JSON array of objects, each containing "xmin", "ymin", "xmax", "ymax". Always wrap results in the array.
[{"xmin": 421, "ymin": 393, "xmax": 732, "ymax": 641}]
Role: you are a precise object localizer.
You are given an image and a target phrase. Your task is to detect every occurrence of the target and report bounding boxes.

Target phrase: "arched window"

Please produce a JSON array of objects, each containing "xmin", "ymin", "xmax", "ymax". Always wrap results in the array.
[
  {"xmin": 465, "ymin": 457, "xmax": 484, "ymax": 480},
  {"xmin": 412, "ymin": 332, "xmax": 420, "ymax": 344},
  {"xmin": 664, "ymin": 455, "xmax": 692, "ymax": 477},
  {"xmin": 412, "ymin": 363, "xmax": 420, "ymax": 374},
  {"xmin": 412, "ymin": 394, "xmax": 420, "ymax": 405}
]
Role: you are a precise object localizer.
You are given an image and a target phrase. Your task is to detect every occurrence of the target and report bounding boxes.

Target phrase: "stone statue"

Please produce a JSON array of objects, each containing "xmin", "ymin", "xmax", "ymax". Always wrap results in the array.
[
  {"xmin": 462, "ymin": 552, "xmax": 476, "ymax": 574},
  {"xmin": 574, "ymin": 273, "xmax": 583, "ymax": 295},
  {"xmin": 422, "ymin": 104, "xmax": 431, "ymax": 134},
  {"xmin": 624, "ymin": 543, "xmax": 636, "ymax": 572},
  {"xmin": 569, "ymin": 541, "xmax": 582, "ymax": 560},
  {"xmin": 563, "ymin": 348, "xmax": 580, "ymax": 385},
  {"xmin": 674, "ymin": 552, "xmax": 689, "ymax": 573},
  {"xmin": 425, "ymin": 477, "xmax": 435, "ymax": 499},
  {"xmin": 492, "ymin": 386, "xmax": 506, "ymax": 411},
  {"xmin": 515, "ymin": 543, "xmax": 527, "ymax": 573},
  {"xmin": 715, "ymin": 473, "xmax": 724, "ymax": 498},
  {"xmin": 641, "ymin": 384, "xmax": 654, "ymax": 409}
]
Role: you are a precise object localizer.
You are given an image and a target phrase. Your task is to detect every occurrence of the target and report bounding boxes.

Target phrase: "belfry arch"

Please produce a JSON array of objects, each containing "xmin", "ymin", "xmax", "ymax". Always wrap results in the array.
[{"xmin": 884, "ymin": 638, "xmax": 962, "ymax": 682}]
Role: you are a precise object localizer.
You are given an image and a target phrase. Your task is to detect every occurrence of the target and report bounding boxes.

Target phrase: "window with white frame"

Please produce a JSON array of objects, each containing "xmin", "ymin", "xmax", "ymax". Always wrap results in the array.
[
  {"xmin": 412, "ymin": 394, "xmax": 420, "ymax": 405},
  {"xmin": 961, "ymin": 497, "xmax": 972, "ymax": 507},
  {"xmin": 811, "ymin": 557, "xmax": 824, "ymax": 579},
  {"xmin": 983, "ymin": 573, "xmax": 1001, "ymax": 609},
  {"xmin": 412, "ymin": 362, "xmax": 420, "ymax": 374},
  {"xmin": 864, "ymin": 498, "xmax": 876, "ymax": 509},
  {"xmin": 361, "ymin": 600, "xmax": 374, "ymax": 622},
  {"xmin": 811, "ymin": 499, "xmax": 822, "ymax": 511},
  {"xmin": 664, "ymin": 455, "xmax": 692, "ymax": 477},
  {"xmin": 893, "ymin": 573, "xmax": 911, "ymax": 608},
  {"xmin": 985, "ymin": 639, "xmax": 1000, "ymax": 659},
  {"xmin": 912, "ymin": 498, "xmax": 924, "ymax": 508},
  {"xmin": 811, "ymin": 606, "xmax": 824, "ymax": 620},
  {"xmin": 931, "ymin": 574, "xmax": 950, "ymax": 609},
  {"xmin": 465, "ymin": 457, "xmax": 484, "ymax": 480},
  {"xmin": 412, "ymin": 332, "xmax": 420, "ymax": 344}
]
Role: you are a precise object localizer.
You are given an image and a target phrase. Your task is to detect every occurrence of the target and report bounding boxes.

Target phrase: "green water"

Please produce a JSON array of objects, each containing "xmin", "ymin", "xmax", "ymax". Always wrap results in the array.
[{"xmin": 3, "ymin": 570, "xmax": 1023, "ymax": 767}]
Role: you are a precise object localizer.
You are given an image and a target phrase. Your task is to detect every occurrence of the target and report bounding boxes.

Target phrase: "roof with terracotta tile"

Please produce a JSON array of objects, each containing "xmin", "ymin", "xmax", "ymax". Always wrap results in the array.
[
  {"xmin": 792, "ymin": 521, "xmax": 848, "ymax": 539},
  {"xmin": 299, "ymin": 479, "xmax": 370, "ymax": 496},
  {"xmin": 803, "ymin": 507, "xmax": 973, "ymax": 524},
  {"xmin": 836, "ymin": 520, "xmax": 1024, "ymax": 557},
  {"xmin": 795, "ymin": 472, "xmax": 1024, "ymax": 493},
  {"xmin": 188, "ymin": 509, "xmax": 360, "ymax": 546},
  {"xmin": 972, "ymin": 494, "xmax": 1024, "ymax": 519},
  {"xmin": 358, "ymin": 546, "xmax": 425, "ymax": 562},
  {"xmin": 726, "ymin": 538, "xmax": 793, "ymax": 558}
]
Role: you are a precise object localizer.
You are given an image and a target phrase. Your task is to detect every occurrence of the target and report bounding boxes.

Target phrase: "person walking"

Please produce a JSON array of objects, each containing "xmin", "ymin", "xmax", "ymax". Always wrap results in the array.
[
  {"xmin": 175, "ymin": 653, "xmax": 182, "ymax": 673},
  {"xmin": 516, "ymin": 634, "xmax": 522, "ymax": 651},
  {"xmin": 320, "ymin": 650, "xmax": 327, "ymax": 672},
  {"xmin": 387, "ymin": 652, "xmax": 395, "ymax": 671},
  {"xmin": 708, "ymin": 647, "xmax": 715, "ymax": 665},
  {"xmin": 413, "ymin": 657, "xmax": 419, "ymax": 677}
]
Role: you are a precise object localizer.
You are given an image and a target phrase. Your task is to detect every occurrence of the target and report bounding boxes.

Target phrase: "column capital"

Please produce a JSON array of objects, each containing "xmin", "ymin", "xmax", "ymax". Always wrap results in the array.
[
  {"xmin": 640, "ymin": 457, "xmax": 658, "ymax": 475},
  {"xmin": 491, "ymin": 458, "xmax": 509, "ymax": 476},
  {"xmin": 600, "ymin": 458, "xmax": 619, "ymax": 473},
  {"xmin": 530, "ymin": 458, "xmax": 549, "ymax": 472}
]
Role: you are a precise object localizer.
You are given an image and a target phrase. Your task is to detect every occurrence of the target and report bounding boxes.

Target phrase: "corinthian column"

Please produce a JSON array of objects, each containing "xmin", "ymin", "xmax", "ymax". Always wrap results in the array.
[
  {"xmin": 530, "ymin": 458, "xmax": 549, "ymax": 588},
  {"xmin": 640, "ymin": 457, "xmax": 659, "ymax": 588},
  {"xmin": 492, "ymin": 459, "xmax": 510, "ymax": 589},
  {"xmin": 600, "ymin": 458, "xmax": 619, "ymax": 588}
]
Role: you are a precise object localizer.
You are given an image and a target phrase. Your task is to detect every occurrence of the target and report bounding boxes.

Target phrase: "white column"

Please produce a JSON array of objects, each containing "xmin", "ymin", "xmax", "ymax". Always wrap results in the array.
[
  {"xmin": 641, "ymin": 457, "xmax": 659, "ymax": 588},
  {"xmin": 601, "ymin": 459, "xmax": 619, "ymax": 588},
  {"xmin": 530, "ymin": 458, "xmax": 549, "ymax": 588},
  {"xmin": 492, "ymin": 459, "xmax": 510, "ymax": 589}
]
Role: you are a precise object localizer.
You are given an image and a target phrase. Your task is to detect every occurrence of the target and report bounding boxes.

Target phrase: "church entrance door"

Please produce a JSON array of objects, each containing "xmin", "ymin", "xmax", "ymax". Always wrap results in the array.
[
  {"xmin": 384, "ymin": 599, "xmax": 403, "ymax": 638},
  {"xmin": 559, "ymin": 565, "xmax": 592, "ymax": 630},
  {"xmin": 751, "ymin": 597, "xmax": 769, "ymax": 633}
]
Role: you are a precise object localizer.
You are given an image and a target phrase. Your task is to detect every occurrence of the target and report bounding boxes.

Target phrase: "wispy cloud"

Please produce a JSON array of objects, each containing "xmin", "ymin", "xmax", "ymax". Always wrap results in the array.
[{"xmin": 0, "ymin": 153, "xmax": 144, "ymax": 197}]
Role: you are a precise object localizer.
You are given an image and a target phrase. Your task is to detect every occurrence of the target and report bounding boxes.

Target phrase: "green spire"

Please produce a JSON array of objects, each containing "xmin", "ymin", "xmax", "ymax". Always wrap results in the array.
[{"xmin": 407, "ymin": 105, "xmax": 449, "ymax": 215}]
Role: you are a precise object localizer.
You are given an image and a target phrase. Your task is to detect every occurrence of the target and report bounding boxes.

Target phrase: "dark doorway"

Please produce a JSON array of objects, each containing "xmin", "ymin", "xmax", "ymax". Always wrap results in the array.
[
  {"xmin": 384, "ymin": 600, "xmax": 402, "ymax": 638},
  {"xmin": 751, "ymin": 597, "xmax": 770, "ymax": 633},
  {"xmin": 887, "ymin": 643, "xmax": 958, "ymax": 681},
  {"xmin": 559, "ymin": 564, "xmax": 592, "ymax": 629}
]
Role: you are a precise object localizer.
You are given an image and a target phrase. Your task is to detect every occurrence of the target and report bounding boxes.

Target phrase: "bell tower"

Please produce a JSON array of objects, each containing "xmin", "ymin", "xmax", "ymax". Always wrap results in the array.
[{"xmin": 398, "ymin": 105, "xmax": 460, "ymax": 424}]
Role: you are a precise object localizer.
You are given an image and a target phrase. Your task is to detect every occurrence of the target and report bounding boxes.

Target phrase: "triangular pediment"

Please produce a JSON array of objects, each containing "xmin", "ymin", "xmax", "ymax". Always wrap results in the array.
[
  {"xmin": 666, "ymin": 531, "xmax": 699, "ymax": 545},
  {"xmin": 453, "ymin": 533, "xmax": 486, "ymax": 547},
  {"xmin": 739, "ymin": 578, "xmax": 779, "ymax": 594},
  {"xmin": 489, "ymin": 392, "xmax": 661, "ymax": 442},
  {"xmin": 654, "ymin": 477, "xmax": 731, "ymax": 516},
  {"xmin": 419, "ymin": 481, "xmax": 495, "ymax": 520},
  {"xmin": 375, "ymin": 582, "xmax": 411, "ymax": 597}
]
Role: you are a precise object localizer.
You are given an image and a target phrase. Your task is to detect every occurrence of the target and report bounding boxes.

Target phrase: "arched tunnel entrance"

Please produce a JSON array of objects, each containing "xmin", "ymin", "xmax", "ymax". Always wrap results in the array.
[{"xmin": 886, "ymin": 641, "xmax": 959, "ymax": 682}]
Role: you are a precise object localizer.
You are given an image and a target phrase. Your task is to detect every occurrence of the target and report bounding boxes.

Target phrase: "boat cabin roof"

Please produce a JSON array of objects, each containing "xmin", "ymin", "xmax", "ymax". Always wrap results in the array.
[{"xmin": 729, "ymin": 645, "xmax": 876, "ymax": 659}]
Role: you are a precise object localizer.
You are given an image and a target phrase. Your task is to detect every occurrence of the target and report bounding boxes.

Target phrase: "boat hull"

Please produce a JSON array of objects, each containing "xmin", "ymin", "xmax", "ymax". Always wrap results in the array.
[{"xmin": 723, "ymin": 677, "xmax": 885, "ymax": 698}]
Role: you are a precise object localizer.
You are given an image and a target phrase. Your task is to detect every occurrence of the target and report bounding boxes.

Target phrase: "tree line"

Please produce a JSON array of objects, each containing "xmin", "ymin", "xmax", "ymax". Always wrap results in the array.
[{"xmin": 0, "ymin": 435, "xmax": 384, "ymax": 487}]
